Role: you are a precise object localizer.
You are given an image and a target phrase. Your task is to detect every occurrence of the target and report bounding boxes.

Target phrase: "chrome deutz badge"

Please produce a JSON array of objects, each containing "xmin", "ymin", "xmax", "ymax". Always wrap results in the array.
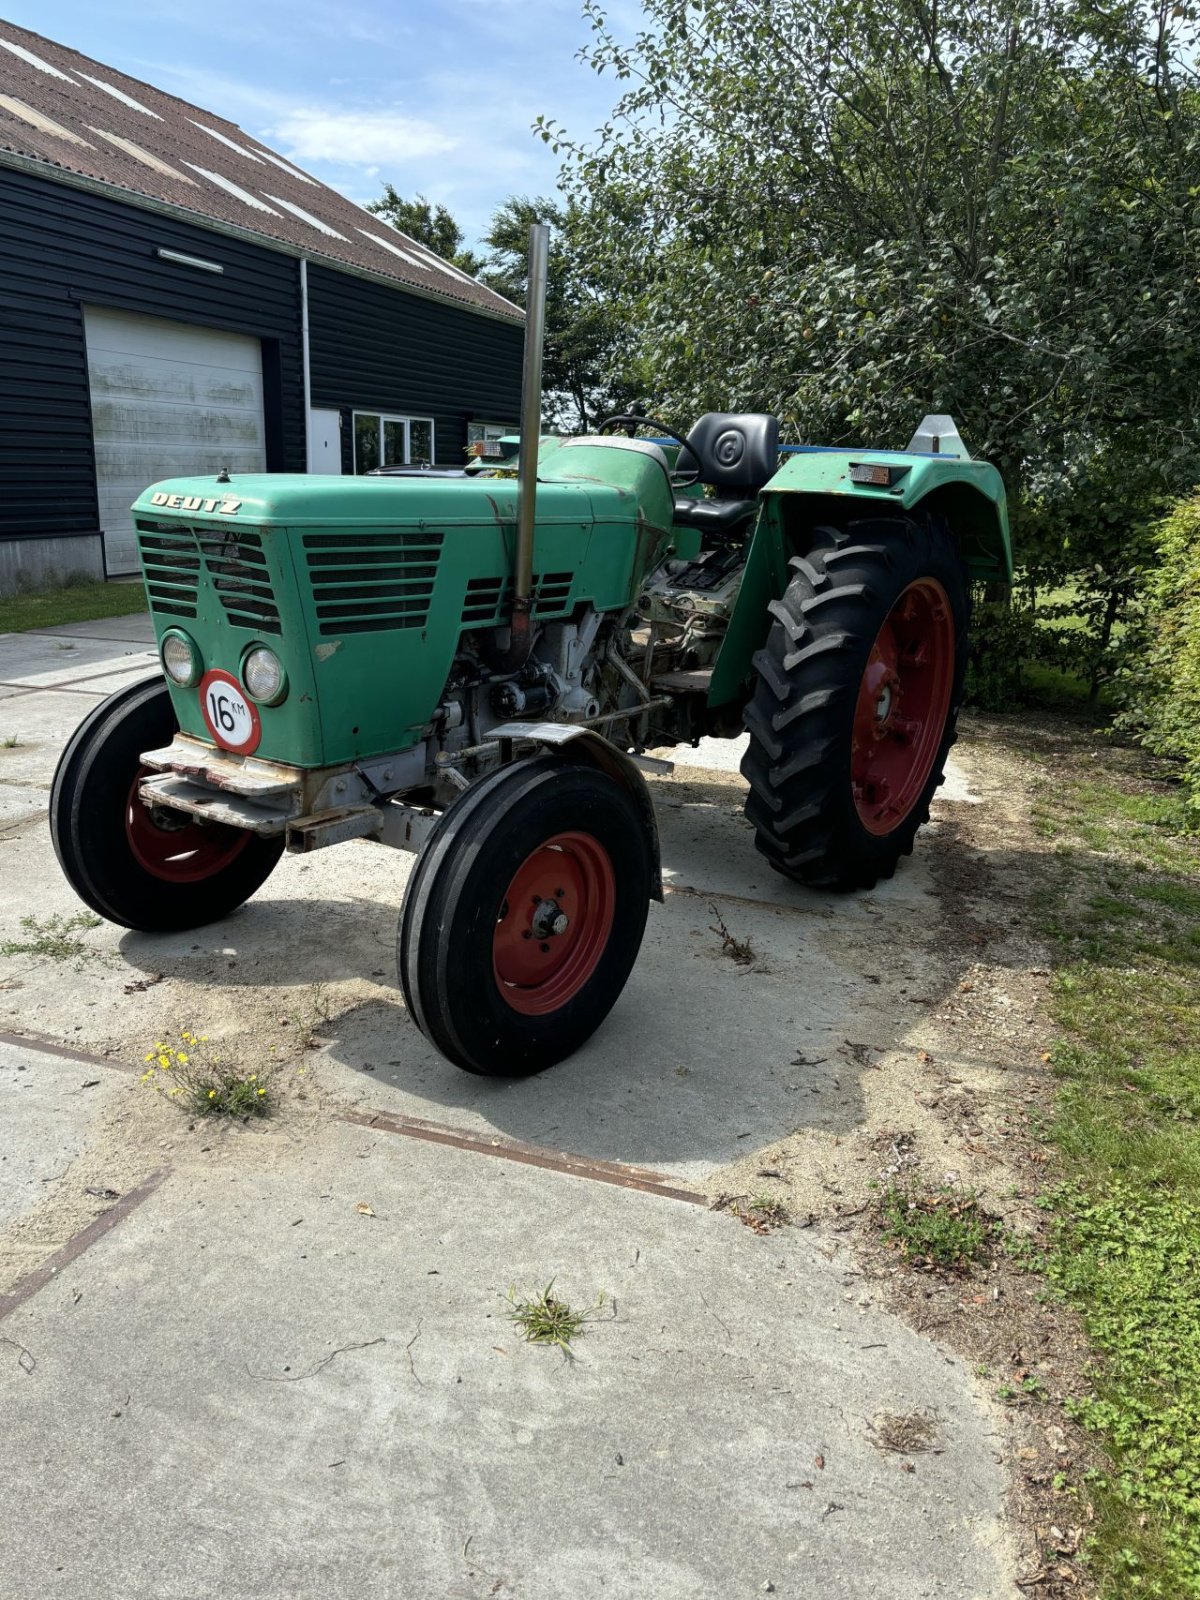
[{"xmin": 149, "ymin": 492, "xmax": 242, "ymax": 515}]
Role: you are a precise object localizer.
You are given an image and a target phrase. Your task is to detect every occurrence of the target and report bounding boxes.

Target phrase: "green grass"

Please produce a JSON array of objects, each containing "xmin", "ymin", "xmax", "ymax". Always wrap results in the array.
[
  {"xmin": 505, "ymin": 1281, "xmax": 607, "ymax": 1356},
  {"xmin": 1034, "ymin": 757, "xmax": 1200, "ymax": 1595},
  {"xmin": 0, "ymin": 911, "xmax": 102, "ymax": 960},
  {"xmin": 0, "ymin": 579, "xmax": 146, "ymax": 634},
  {"xmin": 878, "ymin": 1184, "xmax": 992, "ymax": 1269}
]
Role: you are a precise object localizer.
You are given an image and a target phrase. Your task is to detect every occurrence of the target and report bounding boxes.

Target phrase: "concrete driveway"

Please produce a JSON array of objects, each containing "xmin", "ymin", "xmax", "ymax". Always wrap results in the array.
[{"xmin": 0, "ymin": 614, "xmax": 1016, "ymax": 1599}]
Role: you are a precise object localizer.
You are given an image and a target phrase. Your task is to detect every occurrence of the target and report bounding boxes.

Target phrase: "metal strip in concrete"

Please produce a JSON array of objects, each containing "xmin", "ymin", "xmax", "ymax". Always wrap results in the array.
[
  {"xmin": 665, "ymin": 882, "xmax": 829, "ymax": 916},
  {"xmin": 0, "ymin": 1167, "xmax": 169, "ymax": 1323},
  {"xmin": 340, "ymin": 1108, "xmax": 708, "ymax": 1205},
  {"xmin": 0, "ymin": 1030, "xmax": 136, "ymax": 1075},
  {"xmin": 25, "ymin": 630, "xmax": 149, "ymax": 645},
  {"xmin": 0, "ymin": 683, "xmax": 108, "ymax": 699}
]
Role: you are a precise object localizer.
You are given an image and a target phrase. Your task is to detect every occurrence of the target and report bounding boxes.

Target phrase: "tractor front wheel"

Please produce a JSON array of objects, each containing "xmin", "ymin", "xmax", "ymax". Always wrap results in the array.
[
  {"xmin": 50, "ymin": 677, "xmax": 285, "ymax": 931},
  {"xmin": 742, "ymin": 515, "xmax": 969, "ymax": 890},
  {"xmin": 398, "ymin": 754, "xmax": 653, "ymax": 1075}
]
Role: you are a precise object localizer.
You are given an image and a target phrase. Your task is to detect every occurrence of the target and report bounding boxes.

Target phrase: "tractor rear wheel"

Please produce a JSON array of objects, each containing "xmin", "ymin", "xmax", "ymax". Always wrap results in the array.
[
  {"xmin": 398, "ymin": 754, "xmax": 653, "ymax": 1075},
  {"xmin": 741, "ymin": 514, "xmax": 969, "ymax": 890},
  {"xmin": 50, "ymin": 677, "xmax": 285, "ymax": 931}
]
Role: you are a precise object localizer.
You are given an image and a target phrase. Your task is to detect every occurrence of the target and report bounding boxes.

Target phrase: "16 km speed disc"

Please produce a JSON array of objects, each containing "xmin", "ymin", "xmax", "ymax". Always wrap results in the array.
[{"xmin": 198, "ymin": 669, "xmax": 261, "ymax": 755}]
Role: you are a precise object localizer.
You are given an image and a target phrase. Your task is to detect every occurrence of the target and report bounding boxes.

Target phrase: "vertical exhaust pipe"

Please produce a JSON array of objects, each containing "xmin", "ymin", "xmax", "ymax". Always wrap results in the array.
[{"xmin": 509, "ymin": 221, "xmax": 550, "ymax": 659}]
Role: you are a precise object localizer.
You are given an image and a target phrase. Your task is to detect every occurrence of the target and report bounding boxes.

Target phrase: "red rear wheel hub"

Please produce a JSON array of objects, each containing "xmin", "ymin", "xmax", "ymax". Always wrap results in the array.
[
  {"xmin": 492, "ymin": 831, "xmax": 616, "ymax": 1016},
  {"xmin": 125, "ymin": 772, "xmax": 253, "ymax": 884},
  {"xmin": 851, "ymin": 579, "xmax": 955, "ymax": 836}
]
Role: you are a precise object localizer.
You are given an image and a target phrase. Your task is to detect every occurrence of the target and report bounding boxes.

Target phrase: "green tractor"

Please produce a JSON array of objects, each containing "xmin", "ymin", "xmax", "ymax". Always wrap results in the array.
[{"xmin": 51, "ymin": 230, "xmax": 1009, "ymax": 1076}]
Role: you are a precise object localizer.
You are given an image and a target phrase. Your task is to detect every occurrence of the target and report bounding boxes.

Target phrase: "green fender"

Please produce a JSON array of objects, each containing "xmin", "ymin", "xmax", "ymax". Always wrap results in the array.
[{"xmin": 708, "ymin": 447, "xmax": 1011, "ymax": 707}]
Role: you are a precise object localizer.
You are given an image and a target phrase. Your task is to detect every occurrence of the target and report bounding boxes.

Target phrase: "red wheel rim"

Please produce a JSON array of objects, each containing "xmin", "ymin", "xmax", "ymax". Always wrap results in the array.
[
  {"xmin": 493, "ymin": 831, "xmax": 616, "ymax": 1016},
  {"xmin": 126, "ymin": 772, "xmax": 253, "ymax": 884},
  {"xmin": 851, "ymin": 579, "xmax": 955, "ymax": 837}
]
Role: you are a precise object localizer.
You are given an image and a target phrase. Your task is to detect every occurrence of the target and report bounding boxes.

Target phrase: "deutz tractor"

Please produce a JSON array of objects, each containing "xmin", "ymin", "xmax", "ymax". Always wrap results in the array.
[{"xmin": 51, "ymin": 229, "xmax": 1009, "ymax": 1076}]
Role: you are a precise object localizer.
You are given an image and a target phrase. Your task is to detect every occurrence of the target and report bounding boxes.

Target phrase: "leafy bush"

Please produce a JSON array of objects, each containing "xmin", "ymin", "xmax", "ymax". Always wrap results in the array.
[{"xmin": 1117, "ymin": 494, "xmax": 1200, "ymax": 822}]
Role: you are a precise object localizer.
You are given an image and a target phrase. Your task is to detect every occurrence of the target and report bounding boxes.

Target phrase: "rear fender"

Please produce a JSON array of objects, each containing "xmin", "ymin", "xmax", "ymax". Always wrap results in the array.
[{"xmin": 709, "ymin": 449, "xmax": 1011, "ymax": 709}]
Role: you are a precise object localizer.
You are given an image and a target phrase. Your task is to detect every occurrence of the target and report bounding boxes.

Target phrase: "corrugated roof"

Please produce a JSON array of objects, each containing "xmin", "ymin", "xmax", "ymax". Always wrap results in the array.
[{"xmin": 0, "ymin": 21, "xmax": 523, "ymax": 323}]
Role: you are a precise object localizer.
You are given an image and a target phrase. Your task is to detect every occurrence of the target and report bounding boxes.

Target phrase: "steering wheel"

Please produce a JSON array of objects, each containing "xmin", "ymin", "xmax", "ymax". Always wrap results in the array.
[{"xmin": 597, "ymin": 414, "xmax": 701, "ymax": 488}]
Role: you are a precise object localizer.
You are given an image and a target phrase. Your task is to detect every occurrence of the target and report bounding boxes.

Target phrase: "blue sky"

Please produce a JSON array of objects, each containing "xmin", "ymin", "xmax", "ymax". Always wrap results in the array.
[{"xmin": 8, "ymin": 1, "xmax": 639, "ymax": 247}]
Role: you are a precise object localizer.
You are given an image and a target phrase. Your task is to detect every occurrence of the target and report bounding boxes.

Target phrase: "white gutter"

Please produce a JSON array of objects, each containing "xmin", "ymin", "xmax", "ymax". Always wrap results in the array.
[{"xmin": 299, "ymin": 255, "xmax": 313, "ymax": 468}]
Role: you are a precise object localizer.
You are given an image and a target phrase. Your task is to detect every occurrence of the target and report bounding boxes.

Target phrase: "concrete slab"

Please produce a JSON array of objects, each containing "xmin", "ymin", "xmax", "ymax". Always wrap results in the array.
[
  {"xmin": 0, "ymin": 1119, "xmax": 1011, "ymax": 1600},
  {"xmin": 0, "ymin": 688, "xmax": 151, "ymax": 790},
  {"xmin": 0, "ymin": 1040, "xmax": 118, "ymax": 1230},
  {"xmin": 0, "ymin": 631, "xmax": 157, "ymax": 691}
]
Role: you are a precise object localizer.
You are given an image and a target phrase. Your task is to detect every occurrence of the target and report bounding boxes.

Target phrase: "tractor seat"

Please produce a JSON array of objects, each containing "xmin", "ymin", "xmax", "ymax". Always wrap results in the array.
[
  {"xmin": 672, "ymin": 412, "xmax": 780, "ymax": 537},
  {"xmin": 671, "ymin": 495, "xmax": 760, "ymax": 534}
]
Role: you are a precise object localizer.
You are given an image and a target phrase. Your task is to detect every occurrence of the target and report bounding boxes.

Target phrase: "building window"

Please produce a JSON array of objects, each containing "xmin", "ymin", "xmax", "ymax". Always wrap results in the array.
[
  {"xmin": 353, "ymin": 412, "xmax": 435, "ymax": 472},
  {"xmin": 467, "ymin": 420, "xmax": 512, "ymax": 445}
]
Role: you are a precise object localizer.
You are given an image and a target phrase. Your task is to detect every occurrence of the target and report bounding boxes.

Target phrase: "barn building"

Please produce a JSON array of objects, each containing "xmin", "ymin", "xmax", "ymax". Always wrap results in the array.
[{"xmin": 0, "ymin": 22, "xmax": 524, "ymax": 593}]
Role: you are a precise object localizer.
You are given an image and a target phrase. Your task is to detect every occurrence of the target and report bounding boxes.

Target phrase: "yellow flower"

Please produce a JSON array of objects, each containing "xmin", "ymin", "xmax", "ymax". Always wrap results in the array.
[
  {"xmin": 208, "ymin": 1089, "xmax": 217, "ymax": 1099},
  {"xmin": 144, "ymin": 1053, "xmax": 155, "ymax": 1063},
  {"xmin": 177, "ymin": 1054, "xmax": 189, "ymax": 1065},
  {"xmin": 248, "ymin": 1073, "xmax": 257, "ymax": 1082},
  {"xmin": 256, "ymin": 1088, "xmax": 266, "ymax": 1096}
]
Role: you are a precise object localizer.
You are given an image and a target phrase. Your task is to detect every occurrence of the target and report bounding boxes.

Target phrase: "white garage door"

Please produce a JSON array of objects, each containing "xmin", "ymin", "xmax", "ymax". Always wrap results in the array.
[{"xmin": 85, "ymin": 306, "xmax": 267, "ymax": 575}]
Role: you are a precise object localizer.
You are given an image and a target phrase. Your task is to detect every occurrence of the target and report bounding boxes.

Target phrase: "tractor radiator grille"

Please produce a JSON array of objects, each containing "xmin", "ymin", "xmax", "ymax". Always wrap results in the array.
[
  {"xmin": 460, "ymin": 571, "xmax": 574, "ymax": 627},
  {"xmin": 199, "ymin": 528, "xmax": 281, "ymax": 635},
  {"xmin": 302, "ymin": 530, "xmax": 444, "ymax": 636},
  {"xmin": 136, "ymin": 522, "xmax": 200, "ymax": 619},
  {"xmin": 134, "ymin": 521, "xmax": 281, "ymax": 634}
]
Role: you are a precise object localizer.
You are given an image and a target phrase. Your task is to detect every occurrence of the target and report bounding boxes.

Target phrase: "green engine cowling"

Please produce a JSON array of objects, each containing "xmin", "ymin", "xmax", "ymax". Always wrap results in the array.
[{"xmin": 130, "ymin": 439, "xmax": 675, "ymax": 769}]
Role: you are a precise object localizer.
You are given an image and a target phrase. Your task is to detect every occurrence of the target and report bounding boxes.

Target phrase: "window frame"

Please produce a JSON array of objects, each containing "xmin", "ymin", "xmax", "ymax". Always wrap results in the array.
[{"xmin": 352, "ymin": 410, "xmax": 436, "ymax": 473}]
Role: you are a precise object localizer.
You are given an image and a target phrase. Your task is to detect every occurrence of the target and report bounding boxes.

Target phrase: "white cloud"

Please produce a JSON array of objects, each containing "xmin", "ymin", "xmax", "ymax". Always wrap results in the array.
[{"xmin": 266, "ymin": 107, "xmax": 458, "ymax": 166}]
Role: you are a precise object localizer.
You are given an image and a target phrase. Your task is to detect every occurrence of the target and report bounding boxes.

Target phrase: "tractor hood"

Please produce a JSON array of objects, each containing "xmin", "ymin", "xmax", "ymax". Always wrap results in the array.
[{"xmin": 129, "ymin": 449, "xmax": 674, "ymax": 771}]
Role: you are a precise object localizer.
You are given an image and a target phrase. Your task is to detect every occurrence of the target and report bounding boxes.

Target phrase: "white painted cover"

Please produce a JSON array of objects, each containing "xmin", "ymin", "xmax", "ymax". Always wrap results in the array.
[{"xmin": 84, "ymin": 306, "xmax": 266, "ymax": 574}]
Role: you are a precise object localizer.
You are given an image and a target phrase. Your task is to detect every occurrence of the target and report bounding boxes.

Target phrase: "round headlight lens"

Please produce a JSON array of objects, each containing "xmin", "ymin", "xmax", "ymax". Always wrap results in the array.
[
  {"xmin": 161, "ymin": 630, "xmax": 200, "ymax": 687},
  {"xmin": 242, "ymin": 646, "xmax": 286, "ymax": 705}
]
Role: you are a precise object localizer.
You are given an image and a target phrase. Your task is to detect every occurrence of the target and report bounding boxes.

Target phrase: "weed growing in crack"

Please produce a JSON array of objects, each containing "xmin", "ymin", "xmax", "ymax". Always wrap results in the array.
[
  {"xmin": 708, "ymin": 903, "xmax": 755, "ymax": 965},
  {"xmin": 141, "ymin": 1031, "xmax": 275, "ymax": 1118},
  {"xmin": 505, "ymin": 1280, "xmax": 608, "ymax": 1356},
  {"xmin": 1, "ymin": 911, "xmax": 101, "ymax": 960}
]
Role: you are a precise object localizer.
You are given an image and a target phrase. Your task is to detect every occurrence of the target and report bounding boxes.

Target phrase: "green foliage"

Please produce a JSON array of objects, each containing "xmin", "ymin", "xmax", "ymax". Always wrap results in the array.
[
  {"xmin": 477, "ymin": 196, "xmax": 635, "ymax": 429},
  {"xmin": 1, "ymin": 912, "xmax": 102, "ymax": 961},
  {"xmin": 141, "ymin": 1033, "xmax": 275, "ymax": 1118},
  {"xmin": 1050, "ymin": 1185, "xmax": 1200, "ymax": 1595},
  {"xmin": 1035, "ymin": 756, "xmax": 1200, "ymax": 1594},
  {"xmin": 1117, "ymin": 492, "xmax": 1200, "ymax": 822},
  {"xmin": 878, "ymin": 1184, "xmax": 991, "ymax": 1268},
  {"xmin": 365, "ymin": 186, "xmax": 483, "ymax": 275},
  {"xmin": 544, "ymin": 0, "xmax": 1200, "ymax": 689},
  {"xmin": 505, "ymin": 1280, "xmax": 608, "ymax": 1355}
]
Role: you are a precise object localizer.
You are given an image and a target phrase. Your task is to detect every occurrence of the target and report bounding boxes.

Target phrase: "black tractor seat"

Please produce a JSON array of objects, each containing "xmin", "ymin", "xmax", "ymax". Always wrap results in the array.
[
  {"xmin": 671, "ymin": 412, "xmax": 780, "ymax": 537},
  {"xmin": 671, "ymin": 495, "xmax": 760, "ymax": 534}
]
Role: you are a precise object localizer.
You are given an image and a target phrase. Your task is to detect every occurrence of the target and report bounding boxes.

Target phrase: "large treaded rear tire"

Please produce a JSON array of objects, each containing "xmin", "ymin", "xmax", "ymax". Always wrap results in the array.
[{"xmin": 741, "ymin": 515, "xmax": 969, "ymax": 890}]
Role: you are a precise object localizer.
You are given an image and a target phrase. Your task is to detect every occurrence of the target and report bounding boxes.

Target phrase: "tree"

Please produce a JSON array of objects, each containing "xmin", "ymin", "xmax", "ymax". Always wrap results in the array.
[
  {"xmin": 366, "ymin": 186, "xmax": 483, "ymax": 275},
  {"xmin": 366, "ymin": 186, "xmax": 634, "ymax": 430},
  {"xmin": 479, "ymin": 196, "xmax": 634, "ymax": 430},
  {"xmin": 539, "ymin": 0, "xmax": 1200, "ymax": 675}
]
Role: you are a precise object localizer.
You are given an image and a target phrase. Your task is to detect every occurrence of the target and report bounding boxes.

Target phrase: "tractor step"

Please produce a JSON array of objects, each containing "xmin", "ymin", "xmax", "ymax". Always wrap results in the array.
[
  {"xmin": 139, "ymin": 737, "xmax": 302, "ymax": 804},
  {"xmin": 138, "ymin": 773, "xmax": 293, "ymax": 835}
]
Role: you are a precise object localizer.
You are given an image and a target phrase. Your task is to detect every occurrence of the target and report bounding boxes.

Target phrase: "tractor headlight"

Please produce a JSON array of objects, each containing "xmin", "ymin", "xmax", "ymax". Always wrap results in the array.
[
  {"xmin": 242, "ymin": 646, "xmax": 287, "ymax": 705},
  {"xmin": 161, "ymin": 630, "xmax": 201, "ymax": 687}
]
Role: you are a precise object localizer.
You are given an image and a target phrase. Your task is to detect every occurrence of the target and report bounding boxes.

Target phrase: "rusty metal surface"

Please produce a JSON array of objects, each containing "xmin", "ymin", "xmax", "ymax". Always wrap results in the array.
[
  {"xmin": 0, "ymin": 1167, "xmax": 169, "ymax": 1323},
  {"xmin": 0, "ymin": 1029, "xmax": 136, "ymax": 1074},
  {"xmin": 340, "ymin": 1109, "xmax": 707, "ymax": 1205}
]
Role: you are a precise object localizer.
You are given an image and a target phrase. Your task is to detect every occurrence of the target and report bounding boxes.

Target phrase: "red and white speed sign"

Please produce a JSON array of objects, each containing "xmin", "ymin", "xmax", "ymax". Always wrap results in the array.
[{"xmin": 199, "ymin": 669, "xmax": 262, "ymax": 755}]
